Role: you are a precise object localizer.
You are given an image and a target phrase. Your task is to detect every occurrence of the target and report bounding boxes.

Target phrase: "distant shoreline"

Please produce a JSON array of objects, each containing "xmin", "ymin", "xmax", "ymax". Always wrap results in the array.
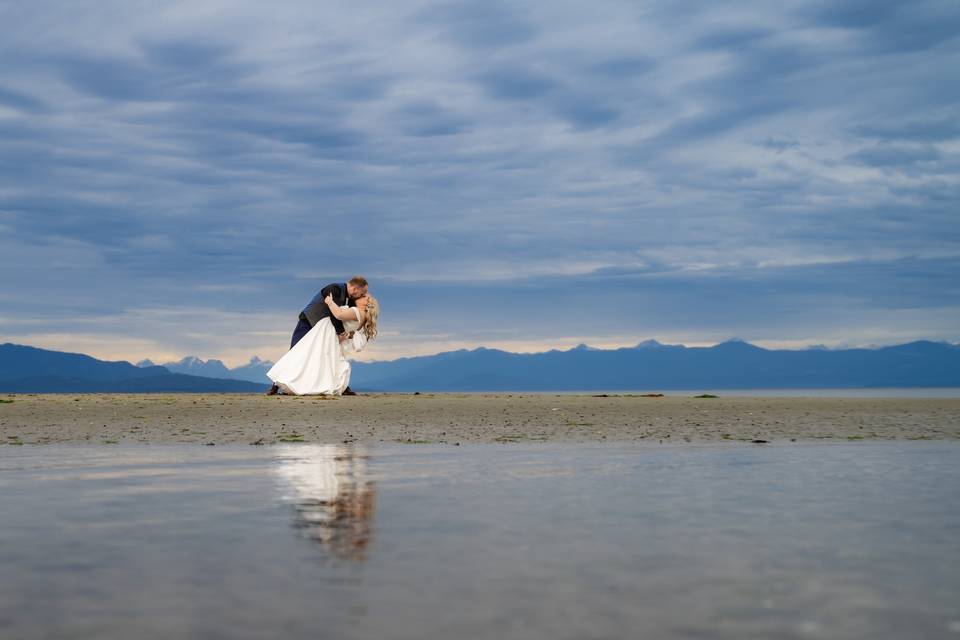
[
  {"xmin": 2, "ymin": 394, "xmax": 958, "ymax": 446},
  {"xmin": 361, "ymin": 388, "xmax": 960, "ymax": 398},
  {"xmin": 5, "ymin": 387, "xmax": 960, "ymax": 398}
]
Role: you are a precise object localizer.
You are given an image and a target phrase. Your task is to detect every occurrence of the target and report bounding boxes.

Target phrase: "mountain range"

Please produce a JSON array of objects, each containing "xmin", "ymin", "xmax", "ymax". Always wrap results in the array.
[
  {"xmin": 0, "ymin": 344, "xmax": 263, "ymax": 393},
  {"xmin": 2, "ymin": 340, "xmax": 959, "ymax": 393},
  {"xmin": 136, "ymin": 356, "xmax": 274, "ymax": 383},
  {"xmin": 350, "ymin": 339, "xmax": 960, "ymax": 391}
]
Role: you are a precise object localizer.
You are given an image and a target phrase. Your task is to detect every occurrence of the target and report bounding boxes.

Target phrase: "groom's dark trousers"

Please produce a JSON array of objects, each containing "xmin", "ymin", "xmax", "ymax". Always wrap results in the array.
[
  {"xmin": 290, "ymin": 318, "xmax": 313, "ymax": 349},
  {"xmin": 290, "ymin": 282, "xmax": 353, "ymax": 348}
]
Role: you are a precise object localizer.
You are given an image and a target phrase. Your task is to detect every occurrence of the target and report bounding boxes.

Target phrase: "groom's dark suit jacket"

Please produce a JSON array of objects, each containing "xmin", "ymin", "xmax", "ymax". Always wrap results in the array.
[{"xmin": 301, "ymin": 282, "xmax": 355, "ymax": 334}]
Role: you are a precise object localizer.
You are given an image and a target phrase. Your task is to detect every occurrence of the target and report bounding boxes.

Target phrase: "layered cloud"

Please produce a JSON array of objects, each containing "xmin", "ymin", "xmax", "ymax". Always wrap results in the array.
[{"xmin": 1, "ymin": 0, "xmax": 957, "ymax": 364}]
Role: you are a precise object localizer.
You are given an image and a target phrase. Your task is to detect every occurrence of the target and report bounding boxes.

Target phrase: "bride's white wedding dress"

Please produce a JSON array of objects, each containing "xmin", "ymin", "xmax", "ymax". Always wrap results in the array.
[{"xmin": 267, "ymin": 306, "xmax": 366, "ymax": 395}]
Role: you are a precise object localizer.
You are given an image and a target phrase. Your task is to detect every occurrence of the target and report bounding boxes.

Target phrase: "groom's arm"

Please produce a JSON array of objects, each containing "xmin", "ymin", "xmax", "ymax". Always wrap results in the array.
[{"xmin": 319, "ymin": 283, "xmax": 347, "ymax": 334}]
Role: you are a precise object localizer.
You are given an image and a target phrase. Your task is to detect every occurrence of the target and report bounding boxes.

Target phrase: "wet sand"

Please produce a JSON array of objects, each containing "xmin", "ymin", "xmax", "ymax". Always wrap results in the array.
[{"xmin": 1, "ymin": 393, "xmax": 958, "ymax": 445}]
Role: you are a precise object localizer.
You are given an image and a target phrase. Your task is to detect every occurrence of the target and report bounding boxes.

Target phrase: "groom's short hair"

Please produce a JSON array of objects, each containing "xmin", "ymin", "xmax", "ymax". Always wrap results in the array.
[{"xmin": 348, "ymin": 276, "xmax": 368, "ymax": 288}]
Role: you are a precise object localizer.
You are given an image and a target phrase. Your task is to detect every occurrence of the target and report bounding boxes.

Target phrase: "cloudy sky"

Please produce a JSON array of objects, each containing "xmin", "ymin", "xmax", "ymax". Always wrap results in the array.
[{"xmin": 1, "ymin": 0, "xmax": 958, "ymax": 366}]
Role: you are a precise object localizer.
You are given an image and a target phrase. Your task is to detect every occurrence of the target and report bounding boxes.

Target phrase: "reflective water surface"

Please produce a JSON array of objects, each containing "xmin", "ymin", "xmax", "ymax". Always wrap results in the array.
[
  {"xmin": 1, "ymin": 442, "xmax": 958, "ymax": 639},
  {"xmin": 533, "ymin": 388, "xmax": 960, "ymax": 397}
]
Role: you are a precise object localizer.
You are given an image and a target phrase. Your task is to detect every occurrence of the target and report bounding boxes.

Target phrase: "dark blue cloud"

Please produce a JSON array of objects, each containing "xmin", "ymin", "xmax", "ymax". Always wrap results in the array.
[
  {"xmin": 853, "ymin": 112, "xmax": 960, "ymax": 142},
  {"xmin": 805, "ymin": 0, "xmax": 960, "ymax": 52},
  {"xmin": 0, "ymin": 84, "xmax": 48, "ymax": 113},
  {"xmin": 418, "ymin": 1, "xmax": 537, "ymax": 49},
  {"xmin": 808, "ymin": 0, "xmax": 902, "ymax": 29},
  {"xmin": 587, "ymin": 56, "xmax": 655, "ymax": 78},
  {"xmin": 620, "ymin": 96, "xmax": 794, "ymax": 164},
  {"xmin": 139, "ymin": 39, "xmax": 234, "ymax": 70},
  {"xmin": 392, "ymin": 101, "xmax": 469, "ymax": 137},
  {"xmin": 849, "ymin": 144, "xmax": 943, "ymax": 168},
  {"xmin": 694, "ymin": 28, "xmax": 771, "ymax": 52},
  {"xmin": 56, "ymin": 54, "xmax": 157, "ymax": 101},
  {"xmin": 553, "ymin": 96, "xmax": 619, "ymax": 129},
  {"xmin": 477, "ymin": 68, "xmax": 558, "ymax": 100},
  {"xmin": 53, "ymin": 41, "xmax": 256, "ymax": 103}
]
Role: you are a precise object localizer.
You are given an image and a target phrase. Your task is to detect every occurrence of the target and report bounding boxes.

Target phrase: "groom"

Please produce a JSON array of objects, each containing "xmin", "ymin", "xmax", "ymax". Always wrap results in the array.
[{"xmin": 266, "ymin": 275, "xmax": 369, "ymax": 396}]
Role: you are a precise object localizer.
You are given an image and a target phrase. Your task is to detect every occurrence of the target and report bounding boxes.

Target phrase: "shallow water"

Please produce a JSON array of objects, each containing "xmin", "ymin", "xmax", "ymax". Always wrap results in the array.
[
  {"xmin": 544, "ymin": 387, "xmax": 960, "ymax": 398},
  {"xmin": 1, "ymin": 442, "xmax": 958, "ymax": 639}
]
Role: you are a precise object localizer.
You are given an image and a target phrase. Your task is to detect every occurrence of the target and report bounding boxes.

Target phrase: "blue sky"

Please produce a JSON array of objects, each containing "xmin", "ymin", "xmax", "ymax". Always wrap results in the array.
[{"xmin": 1, "ymin": 0, "xmax": 958, "ymax": 365}]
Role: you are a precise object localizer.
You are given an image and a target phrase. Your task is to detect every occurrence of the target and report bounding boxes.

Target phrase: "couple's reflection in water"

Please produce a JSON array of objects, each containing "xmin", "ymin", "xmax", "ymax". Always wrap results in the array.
[{"xmin": 274, "ymin": 445, "xmax": 376, "ymax": 561}]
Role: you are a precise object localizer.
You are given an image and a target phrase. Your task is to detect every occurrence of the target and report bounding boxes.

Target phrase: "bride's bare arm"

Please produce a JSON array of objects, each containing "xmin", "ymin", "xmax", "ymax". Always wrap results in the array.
[{"xmin": 324, "ymin": 294, "xmax": 365, "ymax": 323}]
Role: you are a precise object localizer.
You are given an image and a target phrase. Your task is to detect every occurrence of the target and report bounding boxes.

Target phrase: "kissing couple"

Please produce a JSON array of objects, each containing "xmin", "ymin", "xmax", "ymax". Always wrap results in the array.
[{"xmin": 266, "ymin": 276, "xmax": 379, "ymax": 396}]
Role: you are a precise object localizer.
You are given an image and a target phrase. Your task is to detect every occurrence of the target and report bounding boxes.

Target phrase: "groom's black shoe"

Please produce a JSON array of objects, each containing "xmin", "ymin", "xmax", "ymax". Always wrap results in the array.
[
  {"xmin": 266, "ymin": 384, "xmax": 279, "ymax": 396},
  {"xmin": 342, "ymin": 387, "xmax": 357, "ymax": 396}
]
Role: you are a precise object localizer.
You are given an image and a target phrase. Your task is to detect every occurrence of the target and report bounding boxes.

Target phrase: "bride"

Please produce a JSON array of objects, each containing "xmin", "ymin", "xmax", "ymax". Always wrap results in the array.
[{"xmin": 267, "ymin": 293, "xmax": 379, "ymax": 395}]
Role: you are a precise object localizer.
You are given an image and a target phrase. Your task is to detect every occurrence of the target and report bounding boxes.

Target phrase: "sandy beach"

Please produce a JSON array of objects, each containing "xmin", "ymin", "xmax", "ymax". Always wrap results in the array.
[{"xmin": 1, "ymin": 393, "xmax": 958, "ymax": 445}]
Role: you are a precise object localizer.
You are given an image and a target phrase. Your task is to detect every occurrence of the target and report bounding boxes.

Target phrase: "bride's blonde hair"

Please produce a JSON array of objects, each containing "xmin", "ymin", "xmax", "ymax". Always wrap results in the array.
[{"xmin": 361, "ymin": 295, "xmax": 379, "ymax": 341}]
